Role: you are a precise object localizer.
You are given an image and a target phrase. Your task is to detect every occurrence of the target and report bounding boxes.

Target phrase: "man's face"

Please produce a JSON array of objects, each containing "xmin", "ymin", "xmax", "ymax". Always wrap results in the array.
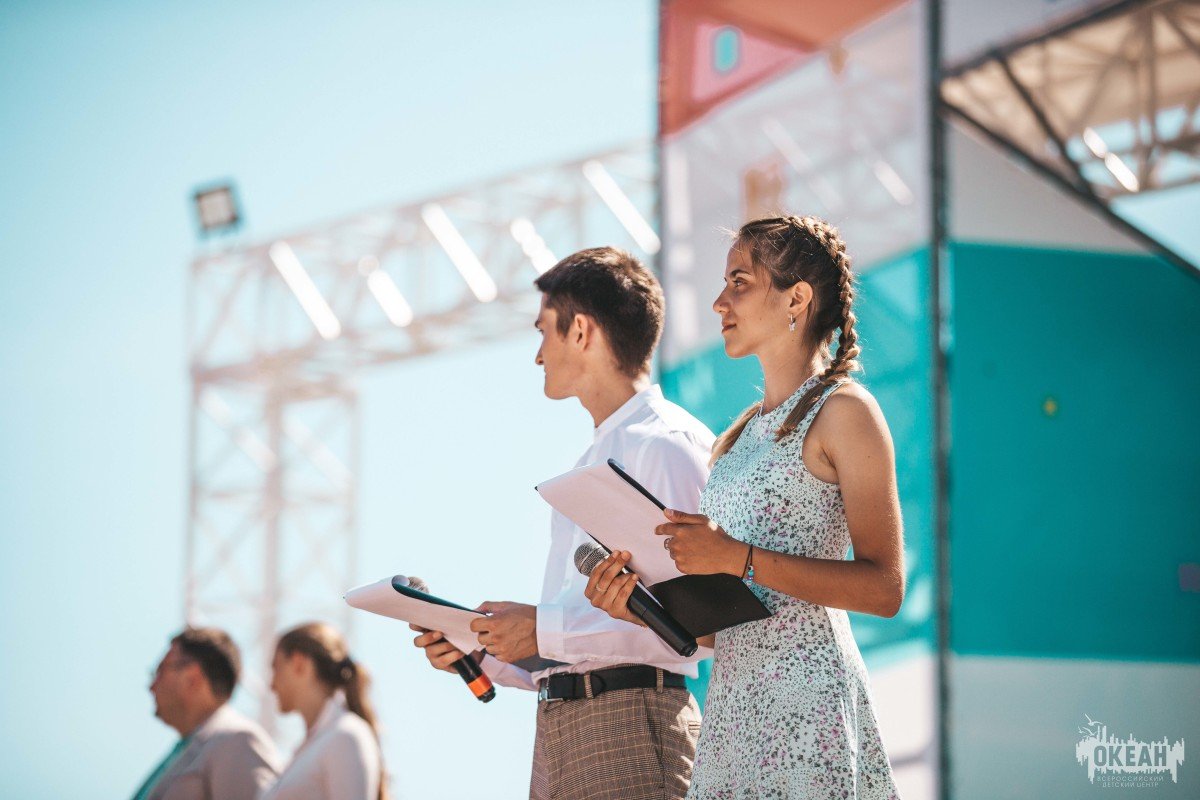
[
  {"xmin": 149, "ymin": 643, "xmax": 196, "ymax": 729},
  {"xmin": 534, "ymin": 296, "xmax": 584, "ymax": 400}
]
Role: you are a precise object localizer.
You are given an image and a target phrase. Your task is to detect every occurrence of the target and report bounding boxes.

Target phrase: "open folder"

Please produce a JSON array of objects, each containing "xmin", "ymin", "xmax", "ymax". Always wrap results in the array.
[
  {"xmin": 536, "ymin": 459, "xmax": 771, "ymax": 638},
  {"xmin": 345, "ymin": 576, "xmax": 483, "ymax": 656},
  {"xmin": 344, "ymin": 577, "xmax": 565, "ymax": 674}
]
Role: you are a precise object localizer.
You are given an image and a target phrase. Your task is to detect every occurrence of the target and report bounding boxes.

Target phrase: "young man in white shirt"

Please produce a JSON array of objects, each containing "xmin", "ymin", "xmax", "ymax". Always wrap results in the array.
[{"xmin": 412, "ymin": 246, "xmax": 714, "ymax": 800}]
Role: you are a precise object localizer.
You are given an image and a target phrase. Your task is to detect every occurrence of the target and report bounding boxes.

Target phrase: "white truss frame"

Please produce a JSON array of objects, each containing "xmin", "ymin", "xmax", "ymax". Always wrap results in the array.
[
  {"xmin": 942, "ymin": 0, "xmax": 1200, "ymax": 200},
  {"xmin": 185, "ymin": 143, "xmax": 657, "ymax": 730}
]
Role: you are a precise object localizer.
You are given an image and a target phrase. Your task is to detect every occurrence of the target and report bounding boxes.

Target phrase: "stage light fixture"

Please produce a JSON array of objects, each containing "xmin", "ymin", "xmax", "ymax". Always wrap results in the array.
[
  {"xmin": 199, "ymin": 390, "xmax": 277, "ymax": 471},
  {"xmin": 421, "ymin": 203, "xmax": 498, "ymax": 302},
  {"xmin": 359, "ymin": 256, "xmax": 414, "ymax": 327},
  {"xmin": 510, "ymin": 218, "xmax": 557, "ymax": 274},
  {"xmin": 761, "ymin": 118, "xmax": 844, "ymax": 213},
  {"xmin": 268, "ymin": 241, "xmax": 342, "ymax": 340},
  {"xmin": 583, "ymin": 161, "xmax": 661, "ymax": 255},
  {"xmin": 872, "ymin": 158, "xmax": 915, "ymax": 206},
  {"xmin": 193, "ymin": 182, "xmax": 241, "ymax": 235},
  {"xmin": 1083, "ymin": 128, "xmax": 1140, "ymax": 193}
]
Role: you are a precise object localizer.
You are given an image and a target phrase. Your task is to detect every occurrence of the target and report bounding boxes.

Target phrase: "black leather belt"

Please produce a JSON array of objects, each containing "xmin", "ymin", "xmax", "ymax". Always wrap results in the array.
[{"xmin": 537, "ymin": 665, "xmax": 687, "ymax": 702}]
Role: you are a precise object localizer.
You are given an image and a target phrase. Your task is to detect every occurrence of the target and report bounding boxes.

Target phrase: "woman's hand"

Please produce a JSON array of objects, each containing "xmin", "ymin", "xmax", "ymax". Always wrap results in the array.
[
  {"xmin": 583, "ymin": 551, "xmax": 646, "ymax": 627},
  {"xmin": 656, "ymin": 508, "xmax": 747, "ymax": 576}
]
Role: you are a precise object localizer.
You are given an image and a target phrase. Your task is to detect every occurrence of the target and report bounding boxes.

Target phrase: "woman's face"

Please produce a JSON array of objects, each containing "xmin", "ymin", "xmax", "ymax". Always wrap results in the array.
[
  {"xmin": 269, "ymin": 648, "xmax": 305, "ymax": 713},
  {"xmin": 712, "ymin": 244, "xmax": 794, "ymax": 359}
]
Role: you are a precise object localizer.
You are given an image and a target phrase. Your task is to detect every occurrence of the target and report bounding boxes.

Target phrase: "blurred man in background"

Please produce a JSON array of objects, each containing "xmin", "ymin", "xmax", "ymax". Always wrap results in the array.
[{"xmin": 134, "ymin": 627, "xmax": 281, "ymax": 800}]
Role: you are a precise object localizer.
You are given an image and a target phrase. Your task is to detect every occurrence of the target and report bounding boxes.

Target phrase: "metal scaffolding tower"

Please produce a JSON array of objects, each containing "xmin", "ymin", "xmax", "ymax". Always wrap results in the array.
[{"xmin": 185, "ymin": 143, "xmax": 657, "ymax": 730}]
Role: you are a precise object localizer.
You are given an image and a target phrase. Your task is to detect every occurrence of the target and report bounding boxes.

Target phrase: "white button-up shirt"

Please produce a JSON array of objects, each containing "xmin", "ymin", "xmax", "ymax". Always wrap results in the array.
[
  {"xmin": 258, "ymin": 694, "xmax": 381, "ymax": 800},
  {"xmin": 483, "ymin": 385, "xmax": 715, "ymax": 690}
]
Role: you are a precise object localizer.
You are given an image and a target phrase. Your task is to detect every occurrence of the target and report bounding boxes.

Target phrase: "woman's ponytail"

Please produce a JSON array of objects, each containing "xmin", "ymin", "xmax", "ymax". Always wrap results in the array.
[{"xmin": 276, "ymin": 624, "xmax": 390, "ymax": 800}]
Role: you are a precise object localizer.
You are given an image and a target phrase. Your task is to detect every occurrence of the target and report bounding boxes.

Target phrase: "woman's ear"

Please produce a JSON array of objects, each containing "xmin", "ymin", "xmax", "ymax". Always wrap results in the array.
[
  {"xmin": 288, "ymin": 651, "xmax": 311, "ymax": 679},
  {"xmin": 787, "ymin": 281, "xmax": 814, "ymax": 319}
]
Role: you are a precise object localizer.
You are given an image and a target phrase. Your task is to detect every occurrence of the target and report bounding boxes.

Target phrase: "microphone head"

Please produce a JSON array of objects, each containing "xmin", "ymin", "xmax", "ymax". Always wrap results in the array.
[
  {"xmin": 573, "ymin": 543, "xmax": 610, "ymax": 577},
  {"xmin": 400, "ymin": 575, "xmax": 430, "ymax": 593}
]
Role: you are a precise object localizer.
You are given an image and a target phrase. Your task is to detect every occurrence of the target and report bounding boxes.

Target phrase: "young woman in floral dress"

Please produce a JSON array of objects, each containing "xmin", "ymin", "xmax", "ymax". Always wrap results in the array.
[{"xmin": 587, "ymin": 215, "xmax": 905, "ymax": 799}]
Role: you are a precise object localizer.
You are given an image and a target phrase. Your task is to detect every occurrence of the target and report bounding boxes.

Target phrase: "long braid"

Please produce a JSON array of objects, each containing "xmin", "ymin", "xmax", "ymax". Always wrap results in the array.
[{"xmin": 776, "ymin": 216, "xmax": 861, "ymax": 439}]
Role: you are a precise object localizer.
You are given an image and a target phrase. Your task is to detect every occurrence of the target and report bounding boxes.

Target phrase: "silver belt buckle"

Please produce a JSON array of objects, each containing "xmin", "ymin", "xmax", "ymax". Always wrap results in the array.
[{"xmin": 537, "ymin": 678, "xmax": 562, "ymax": 704}]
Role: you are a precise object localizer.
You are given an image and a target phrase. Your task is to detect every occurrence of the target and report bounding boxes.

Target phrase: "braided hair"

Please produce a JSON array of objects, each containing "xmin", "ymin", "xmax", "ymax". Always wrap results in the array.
[{"xmin": 710, "ymin": 215, "xmax": 861, "ymax": 464}]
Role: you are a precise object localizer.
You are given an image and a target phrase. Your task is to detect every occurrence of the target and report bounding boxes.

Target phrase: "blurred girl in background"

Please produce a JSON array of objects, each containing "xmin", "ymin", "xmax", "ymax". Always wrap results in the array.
[{"xmin": 263, "ymin": 622, "xmax": 386, "ymax": 800}]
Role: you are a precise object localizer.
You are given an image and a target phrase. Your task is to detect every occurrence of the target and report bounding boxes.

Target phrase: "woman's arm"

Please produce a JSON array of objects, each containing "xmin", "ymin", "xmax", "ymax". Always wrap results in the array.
[{"xmin": 660, "ymin": 389, "xmax": 905, "ymax": 618}]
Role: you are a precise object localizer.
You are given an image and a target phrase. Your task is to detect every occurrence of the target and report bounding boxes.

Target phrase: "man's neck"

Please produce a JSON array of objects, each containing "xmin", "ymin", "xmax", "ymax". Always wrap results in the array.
[
  {"xmin": 578, "ymin": 373, "xmax": 652, "ymax": 429},
  {"xmin": 175, "ymin": 700, "xmax": 222, "ymax": 739}
]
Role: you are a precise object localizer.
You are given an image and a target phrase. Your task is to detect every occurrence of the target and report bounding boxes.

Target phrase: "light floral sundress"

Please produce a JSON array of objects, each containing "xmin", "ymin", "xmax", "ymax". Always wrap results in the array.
[{"xmin": 688, "ymin": 375, "xmax": 901, "ymax": 799}]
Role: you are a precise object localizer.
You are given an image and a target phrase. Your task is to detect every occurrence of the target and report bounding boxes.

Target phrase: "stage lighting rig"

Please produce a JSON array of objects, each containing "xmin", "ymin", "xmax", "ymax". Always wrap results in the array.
[{"xmin": 193, "ymin": 181, "xmax": 241, "ymax": 236}]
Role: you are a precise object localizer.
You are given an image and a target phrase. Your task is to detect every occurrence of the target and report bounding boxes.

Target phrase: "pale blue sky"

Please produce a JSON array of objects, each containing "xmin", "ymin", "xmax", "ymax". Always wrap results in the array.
[
  {"xmin": 0, "ymin": 2, "xmax": 655, "ymax": 797},
  {"xmin": 3, "ymin": 3, "xmax": 1198, "ymax": 799}
]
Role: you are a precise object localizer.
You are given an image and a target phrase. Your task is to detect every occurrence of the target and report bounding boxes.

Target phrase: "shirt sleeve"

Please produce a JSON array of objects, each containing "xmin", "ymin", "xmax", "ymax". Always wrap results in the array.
[
  {"xmin": 480, "ymin": 654, "xmax": 537, "ymax": 691},
  {"xmin": 632, "ymin": 430, "xmax": 711, "ymax": 516},
  {"xmin": 536, "ymin": 432, "xmax": 712, "ymax": 667},
  {"xmin": 537, "ymin": 600, "xmax": 711, "ymax": 665},
  {"xmin": 207, "ymin": 731, "xmax": 281, "ymax": 800}
]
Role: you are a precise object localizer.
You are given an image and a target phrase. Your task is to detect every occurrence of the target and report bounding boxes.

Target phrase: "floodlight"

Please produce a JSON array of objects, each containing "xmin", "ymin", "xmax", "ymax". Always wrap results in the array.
[{"xmin": 193, "ymin": 182, "xmax": 241, "ymax": 235}]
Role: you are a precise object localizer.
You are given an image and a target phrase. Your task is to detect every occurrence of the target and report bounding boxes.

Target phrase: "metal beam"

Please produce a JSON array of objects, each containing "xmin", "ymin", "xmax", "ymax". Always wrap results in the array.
[
  {"xmin": 185, "ymin": 143, "xmax": 658, "ymax": 732},
  {"xmin": 942, "ymin": 0, "xmax": 1200, "ymax": 200}
]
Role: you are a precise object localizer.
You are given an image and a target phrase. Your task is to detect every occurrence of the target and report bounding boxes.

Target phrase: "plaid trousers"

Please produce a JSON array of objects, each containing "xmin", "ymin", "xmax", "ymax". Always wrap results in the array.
[{"xmin": 529, "ymin": 677, "xmax": 702, "ymax": 800}]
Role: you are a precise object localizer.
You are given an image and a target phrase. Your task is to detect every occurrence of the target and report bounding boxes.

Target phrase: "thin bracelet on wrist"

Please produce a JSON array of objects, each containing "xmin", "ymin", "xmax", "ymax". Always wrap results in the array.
[{"xmin": 741, "ymin": 543, "xmax": 755, "ymax": 583}]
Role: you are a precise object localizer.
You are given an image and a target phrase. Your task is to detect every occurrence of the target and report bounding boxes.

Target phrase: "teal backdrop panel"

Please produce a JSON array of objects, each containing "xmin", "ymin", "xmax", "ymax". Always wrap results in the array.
[
  {"xmin": 662, "ymin": 247, "xmax": 937, "ymax": 700},
  {"xmin": 948, "ymin": 242, "xmax": 1200, "ymax": 662}
]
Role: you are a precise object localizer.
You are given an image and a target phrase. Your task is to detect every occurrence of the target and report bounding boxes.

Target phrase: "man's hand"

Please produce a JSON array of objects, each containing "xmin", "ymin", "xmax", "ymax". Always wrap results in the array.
[
  {"xmin": 409, "ymin": 624, "xmax": 472, "ymax": 673},
  {"xmin": 655, "ymin": 508, "xmax": 747, "ymax": 576},
  {"xmin": 583, "ymin": 551, "xmax": 646, "ymax": 627},
  {"xmin": 469, "ymin": 601, "xmax": 538, "ymax": 664}
]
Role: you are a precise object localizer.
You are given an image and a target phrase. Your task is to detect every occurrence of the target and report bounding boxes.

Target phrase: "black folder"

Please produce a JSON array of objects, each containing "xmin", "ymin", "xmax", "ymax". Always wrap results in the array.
[{"xmin": 599, "ymin": 459, "xmax": 771, "ymax": 638}]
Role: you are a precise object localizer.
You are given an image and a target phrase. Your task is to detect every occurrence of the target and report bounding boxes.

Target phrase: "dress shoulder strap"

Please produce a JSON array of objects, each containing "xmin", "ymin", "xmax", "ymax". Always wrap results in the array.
[{"xmin": 794, "ymin": 379, "xmax": 849, "ymax": 445}]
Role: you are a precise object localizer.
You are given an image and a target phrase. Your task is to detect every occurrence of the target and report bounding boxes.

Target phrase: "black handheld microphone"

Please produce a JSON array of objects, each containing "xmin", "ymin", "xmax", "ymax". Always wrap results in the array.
[
  {"xmin": 574, "ymin": 543, "xmax": 698, "ymax": 657},
  {"xmin": 401, "ymin": 575, "xmax": 495, "ymax": 703}
]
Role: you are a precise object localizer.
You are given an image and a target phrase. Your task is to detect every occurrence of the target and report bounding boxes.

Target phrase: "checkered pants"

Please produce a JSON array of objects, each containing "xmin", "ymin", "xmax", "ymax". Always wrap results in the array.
[{"xmin": 529, "ymin": 679, "xmax": 702, "ymax": 800}]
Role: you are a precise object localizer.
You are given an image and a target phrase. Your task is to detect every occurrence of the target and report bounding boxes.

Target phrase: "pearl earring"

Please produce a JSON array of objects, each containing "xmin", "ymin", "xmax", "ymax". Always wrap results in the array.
[{"xmin": 788, "ymin": 316, "xmax": 796, "ymax": 333}]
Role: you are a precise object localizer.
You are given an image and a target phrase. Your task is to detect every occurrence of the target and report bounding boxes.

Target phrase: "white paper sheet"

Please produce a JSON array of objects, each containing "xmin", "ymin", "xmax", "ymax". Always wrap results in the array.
[
  {"xmin": 535, "ymin": 460, "xmax": 684, "ymax": 586},
  {"xmin": 344, "ymin": 578, "xmax": 482, "ymax": 655}
]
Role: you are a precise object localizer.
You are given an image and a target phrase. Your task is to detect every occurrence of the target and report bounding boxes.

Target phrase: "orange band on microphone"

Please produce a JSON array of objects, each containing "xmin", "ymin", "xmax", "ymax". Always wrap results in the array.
[{"xmin": 467, "ymin": 673, "xmax": 494, "ymax": 697}]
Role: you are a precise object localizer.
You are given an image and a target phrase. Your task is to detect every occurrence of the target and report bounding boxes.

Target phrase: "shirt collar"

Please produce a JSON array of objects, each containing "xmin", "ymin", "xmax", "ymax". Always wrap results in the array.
[
  {"xmin": 188, "ymin": 703, "xmax": 230, "ymax": 741},
  {"xmin": 594, "ymin": 384, "xmax": 662, "ymax": 442},
  {"xmin": 308, "ymin": 692, "xmax": 347, "ymax": 740}
]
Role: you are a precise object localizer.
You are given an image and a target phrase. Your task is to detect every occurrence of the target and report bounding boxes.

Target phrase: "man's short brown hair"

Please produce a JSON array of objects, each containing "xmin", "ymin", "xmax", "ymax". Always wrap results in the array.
[
  {"xmin": 534, "ymin": 247, "xmax": 664, "ymax": 376},
  {"xmin": 171, "ymin": 627, "xmax": 241, "ymax": 701}
]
